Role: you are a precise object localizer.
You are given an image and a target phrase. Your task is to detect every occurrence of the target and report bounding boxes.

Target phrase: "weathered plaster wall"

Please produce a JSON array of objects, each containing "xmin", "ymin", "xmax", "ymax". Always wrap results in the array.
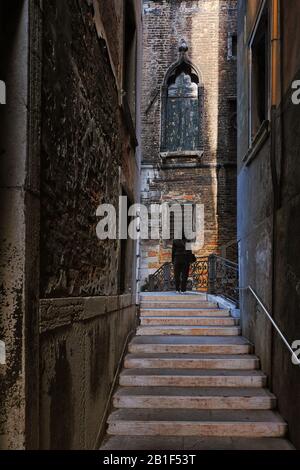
[
  {"xmin": 271, "ymin": 0, "xmax": 300, "ymax": 449},
  {"xmin": 39, "ymin": 295, "xmax": 137, "ymax": 449},
  {"xmin": 0, "ymin": 0, "xmax": 30, "ymax": 449},
  {"xmin": 237, "ymin": 0, "xmax": 273, "ymax": 376},
  {"xmin": 1, "ymin": 0, "xmax": 141, "ymax": 450},
  {"xmin": 140, "ymin": 0, "xmax": 237, "ymax": 286},
  {"xmin": 38, "ymin": 0, "xmax": 141, "ymax": 450},
  {"xmin": 38, "ymin": 0, "xmax": 141, "ymax": 449},
  {"xmin": 237, "ymin": 0, "xmax": 300, "ymax": 448}
]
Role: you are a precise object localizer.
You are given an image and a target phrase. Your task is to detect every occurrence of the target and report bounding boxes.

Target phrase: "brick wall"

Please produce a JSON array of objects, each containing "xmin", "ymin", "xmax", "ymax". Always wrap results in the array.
[
  {"xmin": 140, "ymin": 0, "xmax": 237, "ymax": 286},
  {"xmin": 40, "ymin": 0, "xmax": 137, "ymax": 297}
]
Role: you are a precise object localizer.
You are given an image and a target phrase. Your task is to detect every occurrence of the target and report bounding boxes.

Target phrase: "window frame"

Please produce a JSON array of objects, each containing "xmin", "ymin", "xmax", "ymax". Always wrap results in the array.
[
  {"xmin": 160, "ymin": 55, "xmax": 204, "ymax": 157},
  {"xmin": 248, "ymin": 0, "xmax": 271, "ymax": 147},
  {"xmin": 163, "ymin": 70, "xmax": 201, "ymax": 153}
]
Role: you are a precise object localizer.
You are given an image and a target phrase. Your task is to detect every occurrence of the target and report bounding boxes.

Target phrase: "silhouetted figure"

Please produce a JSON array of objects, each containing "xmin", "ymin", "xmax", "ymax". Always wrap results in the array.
[{"xmin": 172, "ymin": 238, "xmax": 195, "ymax": 293}]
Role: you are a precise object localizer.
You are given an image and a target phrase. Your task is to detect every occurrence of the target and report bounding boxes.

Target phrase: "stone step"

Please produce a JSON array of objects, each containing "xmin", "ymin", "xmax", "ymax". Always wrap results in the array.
[
  {"xmin": 107, "ymin": 409, "xmax": 288, "ymax": 438},
  {"xmin": 129, "ymin": 336, "xmax": 252, "ymax": 354},
  {"xmin": 101, "ymin": 436, "xmax": 294, "ymax": 450},
  {"xmin": 113, "ymin": 387, "xmax": 276, "ymax": 410},
  {"xmin": 140, "ymin": 316, "xmax": 238, "ymax": 327},
  {"xmin": 140, "ymin": 294, "xmax": 207, "ymax": 302},
  {"xmin": 141, "ymin": 301, "xmax": 218, "ymax": 309},
  {"xmin": 124, "ymin": 354, "xmax": 260, "ymax": 370},
  {"xmin": 140, "ymin": 308, "xmax": 230, "ymax": 317},
  {"xmin": 120, "ymin": 369, "xmax": 267, "ymax": 388},
  {"xmin": 137, "ymin": 325, "xmax": 241, "ymax": 336}
]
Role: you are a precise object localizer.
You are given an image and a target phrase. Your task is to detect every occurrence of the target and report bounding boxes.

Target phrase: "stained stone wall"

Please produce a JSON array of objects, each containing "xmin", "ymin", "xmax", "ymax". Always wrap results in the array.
[
  {"xmin": 140, "ymin": 0, "xmax": 238, "ymax": 286},
  {"xmin": 41, "ymin": 0, "xmax": 128, "ymax": 298},
  {"xmin": 38, "ymin": 0, "xmax": 142, "ymax": 449},
  {"xmin": 238, "ymin": 0, "xmax": 300, "ymax": 450},
  {"xmin": 0, "ymin": 0, "xmax": 142, "ymax": 449},
  {"xmin": 0, "ymin": 0, "xmax": 37, "ymax": 449}
]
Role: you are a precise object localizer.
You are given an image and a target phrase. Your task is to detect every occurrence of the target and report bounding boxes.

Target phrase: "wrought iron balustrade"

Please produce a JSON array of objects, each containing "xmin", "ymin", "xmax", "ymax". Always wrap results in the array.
[
  {"xmin": 190, "ymin": 257, "xmax": 209, "ymax": 290},
  {"xmin": 209, "ymin": 254, "xmax": 239, "ymax": 306},
  {"xmin": 148, "ymin": 257, "xmax": 208, "ymax": 292},
  {"xmin": 145, "ymin": 253, "xmax": 239, "ymax": 306},
  {"xmin": 148, "ymin": 262, "xmax": 175, "ymax": 292}
]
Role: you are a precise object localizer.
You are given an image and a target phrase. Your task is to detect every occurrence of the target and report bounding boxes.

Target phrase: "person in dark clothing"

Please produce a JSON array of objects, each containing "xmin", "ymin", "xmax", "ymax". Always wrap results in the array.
[{"xmin": 172, "ymin": 238, "xmax": 196, "ymax": 293}]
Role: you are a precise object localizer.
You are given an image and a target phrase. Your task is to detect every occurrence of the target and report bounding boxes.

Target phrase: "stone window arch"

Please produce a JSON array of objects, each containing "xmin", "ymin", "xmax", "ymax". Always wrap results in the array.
[{"xmin": 161, "ymin": 41, "xmax": 203, "ymax": 154}]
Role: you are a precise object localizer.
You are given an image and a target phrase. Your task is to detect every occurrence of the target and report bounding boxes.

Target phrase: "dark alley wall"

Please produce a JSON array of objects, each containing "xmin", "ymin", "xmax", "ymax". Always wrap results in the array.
[
  {"xmin": 0, "ymin": 0, "xmax": 142, "ymax": 449},
  {"xmin": 237, "ymin": 0, "xmax": 273, "ymax": 377},
  {"xmin": 140, "ymin": 0, "xmax": 238, "ymax": 286},
  {"xmin": 237, "ymin": 0, "xmax": 300, "ymax": 449},
  {"xmin": 41, "ymin": 1, "xmax": 123, "ymax": 298},
  {"xmin": 0, "ymin": 0, "xmax": 39, "ymax": 449},
  {"xmin": 272, "ymin": 0, "xmax": 300, "ymax": 450},
  {"xmin": 38, "ymin": 0, "xmax": 141, "ymax": 449}
]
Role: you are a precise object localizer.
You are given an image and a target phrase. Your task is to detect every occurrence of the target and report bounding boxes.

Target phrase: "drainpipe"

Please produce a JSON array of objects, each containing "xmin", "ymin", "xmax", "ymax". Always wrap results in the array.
[
  {"xmin": 270, "ymin": 0, "xmax": 282, "ymax": 385},
  {"xmin": 270, "ymin": 0, "xmax": 281, "ymax": 204},
  {"xmin": 270, "ymin": 4, "xmax": 282, "ymax": 213}
]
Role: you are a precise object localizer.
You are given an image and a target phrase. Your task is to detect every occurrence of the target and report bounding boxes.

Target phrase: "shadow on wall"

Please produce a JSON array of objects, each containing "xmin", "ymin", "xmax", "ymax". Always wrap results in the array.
[
  {"xmin": 215, "ymin": 1, "xmax": 238, "ymax": 263},
  {"xmin": 49, "ymin": 341, "xmax": 74, "ymax": 450}
]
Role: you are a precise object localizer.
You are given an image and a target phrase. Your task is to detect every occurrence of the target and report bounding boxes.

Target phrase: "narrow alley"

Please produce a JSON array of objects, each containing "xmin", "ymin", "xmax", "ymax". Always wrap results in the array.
[{"xmin": 1, "ymin": 0, "xmax": 300, "ymax": 455}]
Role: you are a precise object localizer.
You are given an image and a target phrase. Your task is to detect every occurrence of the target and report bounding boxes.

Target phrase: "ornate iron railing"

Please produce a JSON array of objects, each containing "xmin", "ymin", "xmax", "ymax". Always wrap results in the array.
[
  {"xmin": 148, "ymin": 262, "xmax": 175, "ymax": 292},
  {"xmin": 209, "ymin": 255, "xmax": 239, "ymax": 306},
  {"xmin": 148, "ymin": 257, "xmax": 208, "ymax": 292},
  {"xmin": 146, "ymin": 253, "xmax": 239, "ymax": 306},
  {"xmin": 190, "ymin": 257, "xmax": 209, "ymax": 290}
]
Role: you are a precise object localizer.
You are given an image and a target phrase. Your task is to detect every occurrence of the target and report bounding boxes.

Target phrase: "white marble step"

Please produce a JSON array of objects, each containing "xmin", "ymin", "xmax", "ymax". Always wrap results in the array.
[
  {"xmin": 140, "ymin": 294, "xmax": 207, "ymax": 302},
  {"xmin": 120, "ymin": 369, "xmax": 267, "ymax": 388},
  {"xmin": 124, "ymin": 353, "xmax": 260, "ymax": 370},
  {"xmin": 140, "ymin": 308, "xmax": 230, "ymax": 317},
  {"xmin": 137, "ymin": 325, "xmax": 241, "ymax": 336},
  {"xmin": 141, "ymin": 301, "xmax": 218, "ymax": 308},
  {"xmin": 101, "ymin": 436, "xmax": 294, "ymax": 450},
  {"xmin": 129, "ymin": 336, "xmax": 252, "ymax": 354},
  {"xmin": 140, "ymin": 316, "xmax": 238, "ymax": 326},
  {"xmin": 113, "ymin": 386, "xmax": 276, "ymax": 410},
  {"xmin": 107, "ymin": 409, "xmax": 288, "ymax": 438}
]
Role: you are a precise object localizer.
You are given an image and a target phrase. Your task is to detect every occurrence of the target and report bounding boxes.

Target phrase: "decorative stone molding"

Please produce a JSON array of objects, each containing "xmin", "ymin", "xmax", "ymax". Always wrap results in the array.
[{"xmin": 40, "ymin": 294, "xmax": 135, "ymax": 333}]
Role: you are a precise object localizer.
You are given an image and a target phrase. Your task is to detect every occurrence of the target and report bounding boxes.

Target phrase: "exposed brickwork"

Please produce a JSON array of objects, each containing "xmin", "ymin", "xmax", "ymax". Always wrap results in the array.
[
  {"xmin": 140, "ymin": 0, "xmax": 238, "ymax": 286},
  {"xmin": 40, "ymin": 0, "xmax": 134, "ymax": 297}
]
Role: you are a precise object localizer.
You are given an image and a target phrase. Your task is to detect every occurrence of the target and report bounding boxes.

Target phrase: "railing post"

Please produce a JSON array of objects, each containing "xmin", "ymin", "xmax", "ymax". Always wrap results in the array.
[
  {"xmin": 208, "ymin": 253, "xmax": 217, "ymax": 295},
  {"xmin": 149, "ymin": 275, "xmax": 154, "ymax": 292},
  {"xmin": 165, "ymin": 263, "xmax": 173, "ymax": 291}
]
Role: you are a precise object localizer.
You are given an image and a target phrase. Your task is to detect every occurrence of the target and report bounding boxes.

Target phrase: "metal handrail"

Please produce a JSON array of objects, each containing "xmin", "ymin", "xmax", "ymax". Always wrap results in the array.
[
  {"xmin": 239, "ymin": 285, "xmax": 300, "ymax": 366},
  {"xmin": 215, "ymin": 255, "xmax": 238, "ymax": 267}
]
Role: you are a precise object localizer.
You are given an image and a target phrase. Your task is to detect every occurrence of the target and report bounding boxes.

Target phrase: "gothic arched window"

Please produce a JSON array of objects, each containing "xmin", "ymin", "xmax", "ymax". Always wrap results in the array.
[{"xmin": 161, "ymin": 41, "xmax": 203, "ymax": 154}]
